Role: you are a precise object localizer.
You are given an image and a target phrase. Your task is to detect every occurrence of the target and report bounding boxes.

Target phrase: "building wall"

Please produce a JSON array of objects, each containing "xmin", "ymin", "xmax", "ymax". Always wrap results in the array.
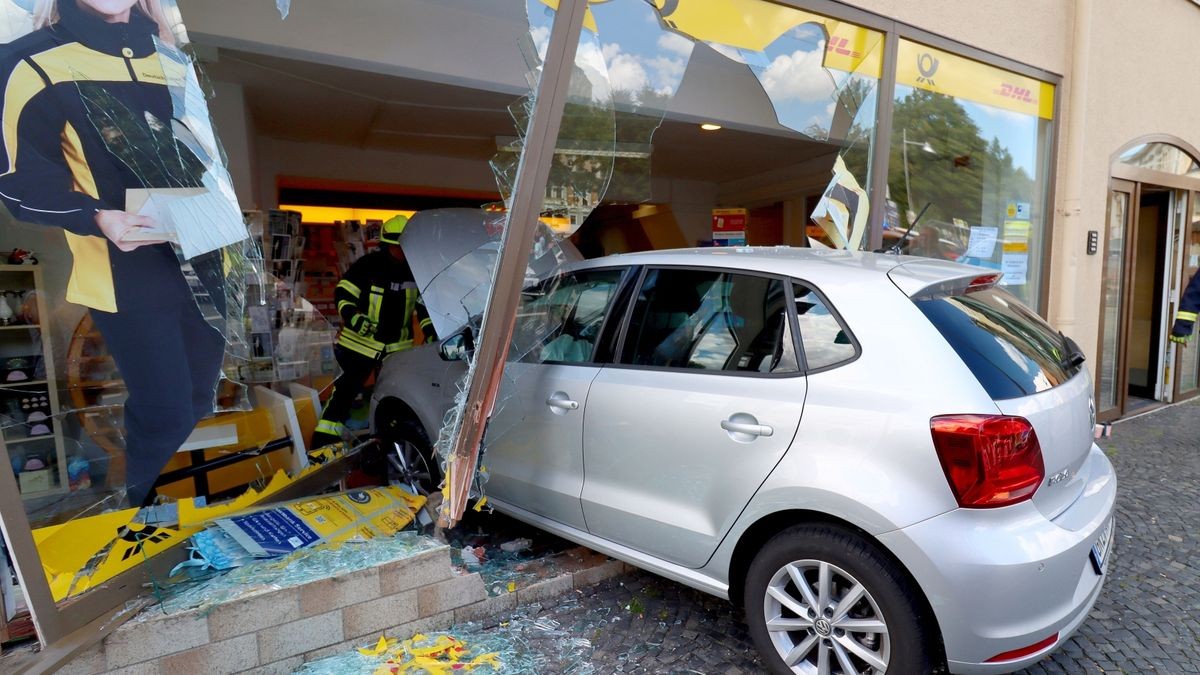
[
  {"xmin": 841, "ymin": 0, "xmax": 1072, "ymax": 76},
  {"xmin": 1052, "ymin": 0, "xmax": 1200, "ymax": 371}
]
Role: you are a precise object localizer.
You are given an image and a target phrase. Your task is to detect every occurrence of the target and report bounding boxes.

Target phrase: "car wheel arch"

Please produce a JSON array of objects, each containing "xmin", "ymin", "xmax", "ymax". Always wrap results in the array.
[
  {"xmin": 373, "ymin": 395, "xmax": 435, "ymax": 445},
  {"xmin": 726, "ymin": 508, "xmax": 946, "ymax": 663}
]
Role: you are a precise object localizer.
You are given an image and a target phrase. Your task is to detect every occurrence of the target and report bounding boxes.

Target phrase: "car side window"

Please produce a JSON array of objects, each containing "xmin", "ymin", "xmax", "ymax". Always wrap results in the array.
[
  {"xmin": 620, "ymin": 269, "xmax": 798, "ymax": 374},
  {"xmin": 792, "ymin": 281, "xmax": 856, "ymax": 370},
  {"xmin": 510, "ymin": 268, "xmax": 626, "ymax": 364}
]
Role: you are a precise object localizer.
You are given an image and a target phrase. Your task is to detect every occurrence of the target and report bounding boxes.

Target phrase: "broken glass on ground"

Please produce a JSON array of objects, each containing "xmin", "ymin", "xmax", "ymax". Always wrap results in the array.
[
  {"xmin": 144, "ymin": 532, "xmax": 442, "ymax": 619},
  {"xmin": 296, "ymin": 609, "xmax": 596, "ymax": 675}
]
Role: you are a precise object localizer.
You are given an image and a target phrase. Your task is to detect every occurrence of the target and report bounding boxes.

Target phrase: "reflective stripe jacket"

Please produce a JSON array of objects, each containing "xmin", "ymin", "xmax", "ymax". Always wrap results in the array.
[
  {"xmin": 335, "ymin": 249, "xmax": 435, "ymax": 357},
  {"xmin": 0, "ymin": 3, "xmax": 208, "ymax": 313},
  {"xmin": 1179, "ymin": 270, "xmax": 1200, "ymax": 325}
]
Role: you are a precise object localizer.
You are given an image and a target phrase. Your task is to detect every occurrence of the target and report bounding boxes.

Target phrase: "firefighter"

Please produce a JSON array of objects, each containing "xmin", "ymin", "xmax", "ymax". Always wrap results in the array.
[
  {"xmin": 1169, "ymin": 269, "xmax": 1200, "ymax": 344},
  {"xmin": 312, "ymin": 214, "xmax": 436, "ymax": 448}
]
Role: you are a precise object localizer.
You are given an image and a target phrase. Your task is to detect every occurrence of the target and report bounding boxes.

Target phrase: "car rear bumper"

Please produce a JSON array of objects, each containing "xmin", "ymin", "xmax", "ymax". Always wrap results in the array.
[{"xmin": 877, "ymin": 443, "xmax": 1117, "ymax": 673}]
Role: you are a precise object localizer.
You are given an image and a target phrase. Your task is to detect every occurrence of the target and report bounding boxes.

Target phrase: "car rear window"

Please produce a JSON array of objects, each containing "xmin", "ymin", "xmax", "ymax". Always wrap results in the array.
[{"xmin": 916, "ymin": 287, "xmax": 1082, "ymax": 399}]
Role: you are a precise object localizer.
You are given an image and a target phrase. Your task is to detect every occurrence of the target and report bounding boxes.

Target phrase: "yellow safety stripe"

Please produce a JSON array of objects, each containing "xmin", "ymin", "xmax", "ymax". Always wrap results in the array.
[
  {"xmin": 336, "ymin": 338, "xmax": 379, "ymax": 359},
  {"xmin": 337, "ymin": 279, "xmax": 362, "ymax": 298},
  {"xmin": 368, "ymin": 286, "xmax": 385, "ymax": 325},
  {"xmin": 337, "ymin": 299, "xmax": 356, "ymax": 314},
  {"xmin": 1179, "ymin": 311, "xmax": 1198, "ymax": 322},
  {"xmin": 338, "ymin": 329, "xmax": 384, "ymax": 351},
  {"xmin": 384, "ymin": 340, "xmax": 414, "ymax": 354},
  {"xmin": 315, "ymin": 420, "xmax": 346, "ymax": 437},
  {"xmin": 420, "ymin": 318, "xmax": 433, "ymax": 328}
]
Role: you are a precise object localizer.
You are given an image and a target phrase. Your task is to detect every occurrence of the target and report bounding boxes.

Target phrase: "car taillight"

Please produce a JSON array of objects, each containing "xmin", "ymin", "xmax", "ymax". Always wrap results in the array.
[{"xmin": 930, "ymin": 415, "xmax": 1044, "ymax": 508}]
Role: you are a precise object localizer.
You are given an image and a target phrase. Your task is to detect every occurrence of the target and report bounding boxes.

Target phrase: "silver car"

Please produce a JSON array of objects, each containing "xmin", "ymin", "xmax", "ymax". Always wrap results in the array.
[{"xmin": 372, "ymin": 245, "xmax": 1117, "ymax": 675}]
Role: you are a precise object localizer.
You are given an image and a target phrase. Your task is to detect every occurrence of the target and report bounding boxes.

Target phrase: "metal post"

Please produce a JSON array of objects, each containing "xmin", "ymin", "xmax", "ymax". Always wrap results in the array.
[
  {"xmin": 440, "ymin": 0, "xmax": 590, "ymax": 526},
  {"xmin": 867, "ymin": 25, "xmax": 899, "ymax": 251}
]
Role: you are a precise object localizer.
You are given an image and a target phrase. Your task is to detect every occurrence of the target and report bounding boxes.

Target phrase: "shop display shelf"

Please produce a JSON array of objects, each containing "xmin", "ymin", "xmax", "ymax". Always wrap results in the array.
[
  {"xmin": 4, "ymin": 434, "xmax": 55, "ymax": 446},
  {"xmin": 0, "ymin": 324, "xmax": 38, "ymax": 330}
]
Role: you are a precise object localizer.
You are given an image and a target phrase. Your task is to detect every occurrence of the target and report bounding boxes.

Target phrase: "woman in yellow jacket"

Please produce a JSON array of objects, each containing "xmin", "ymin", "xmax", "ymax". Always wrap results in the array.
[{"xmin": 0, "ymin": 0, "xmax": 226, "ymax": 506}]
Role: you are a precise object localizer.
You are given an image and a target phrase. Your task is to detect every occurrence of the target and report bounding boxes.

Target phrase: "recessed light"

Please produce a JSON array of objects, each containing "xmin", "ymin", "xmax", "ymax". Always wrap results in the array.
[{"xmin": 700, "ymin": 123, "xmax": 722, "ymax": 131}]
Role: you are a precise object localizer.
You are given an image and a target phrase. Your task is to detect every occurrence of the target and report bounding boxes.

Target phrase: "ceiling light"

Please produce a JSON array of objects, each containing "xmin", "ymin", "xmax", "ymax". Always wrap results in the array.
[{"xmin": 700, "ymin": 123, "xmax": 722, "ymax": 131}]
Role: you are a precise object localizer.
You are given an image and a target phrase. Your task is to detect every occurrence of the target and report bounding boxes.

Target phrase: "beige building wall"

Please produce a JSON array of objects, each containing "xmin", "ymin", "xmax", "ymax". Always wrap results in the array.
[{"xmin": 1054, "ymin": 0, "xmax": 1200, "ymax": 374}]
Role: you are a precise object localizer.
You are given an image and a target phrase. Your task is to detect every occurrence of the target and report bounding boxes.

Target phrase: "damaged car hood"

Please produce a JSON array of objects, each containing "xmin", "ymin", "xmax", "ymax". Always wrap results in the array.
[{"xmin": 399, "ymin": 208, "xmax": 582, "ymax": 338}]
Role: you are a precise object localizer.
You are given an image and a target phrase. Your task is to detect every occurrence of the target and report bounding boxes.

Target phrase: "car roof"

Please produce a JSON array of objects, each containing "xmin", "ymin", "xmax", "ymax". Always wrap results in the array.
[{"xmin": 570, "ymin": 247, "xmax": 981, "ymax": 289}]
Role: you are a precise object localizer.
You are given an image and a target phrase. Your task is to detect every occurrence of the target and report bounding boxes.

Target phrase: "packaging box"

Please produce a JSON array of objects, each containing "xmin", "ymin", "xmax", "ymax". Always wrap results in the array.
[{"xmin": 18, "ymin": 468, "xmax": 53, "ymax": 494}]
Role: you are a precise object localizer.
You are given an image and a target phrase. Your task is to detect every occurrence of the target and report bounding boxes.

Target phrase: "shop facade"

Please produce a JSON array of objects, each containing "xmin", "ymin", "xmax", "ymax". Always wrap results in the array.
[
  {"xmin": 0, "ymin": 0, "xmax": 1196, "ymax": 660},
  {"xmin": 170, "ymin": 0, "xmax": 1200, "ymax": 420}
]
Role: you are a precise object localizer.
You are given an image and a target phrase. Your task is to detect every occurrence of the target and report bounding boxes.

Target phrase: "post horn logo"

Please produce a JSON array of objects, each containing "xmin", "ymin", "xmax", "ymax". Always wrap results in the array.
[{"xmin": 917, "ymin": 53, "xmax": 940, "ymax": 86}]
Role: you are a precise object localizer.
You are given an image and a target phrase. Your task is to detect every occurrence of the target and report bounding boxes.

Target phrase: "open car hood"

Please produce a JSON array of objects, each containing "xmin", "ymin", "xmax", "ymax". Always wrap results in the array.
[{"xmin": 399, "ymin": 208, "xmax": 582, "ymax": 338}]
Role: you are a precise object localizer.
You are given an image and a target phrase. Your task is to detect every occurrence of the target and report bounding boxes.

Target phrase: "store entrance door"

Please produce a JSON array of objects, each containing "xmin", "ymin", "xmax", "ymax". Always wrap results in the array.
[{"xmin": 1097, "ymin": 180, "xmax": 1192, "ymax": 421}]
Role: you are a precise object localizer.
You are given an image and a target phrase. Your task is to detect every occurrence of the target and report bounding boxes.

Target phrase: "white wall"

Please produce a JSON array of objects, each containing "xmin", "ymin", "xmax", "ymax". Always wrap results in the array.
[{"xmin": 208, "ymin": 81, "xmax": 260, "ymax": 209}]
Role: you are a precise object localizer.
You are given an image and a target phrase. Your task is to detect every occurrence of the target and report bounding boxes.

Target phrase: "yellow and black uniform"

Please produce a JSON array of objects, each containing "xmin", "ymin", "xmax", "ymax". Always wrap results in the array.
[
  {"xmin": 1170, "ymin": 271, "xmax": 1200, "ymax": 344},
  {"xmin": 313, "ymin": 225, "xmax": 436, "ymax": 447},
  {"xmin": 0, "ymin": 3, "xmax": 225, "ymax": 506}
]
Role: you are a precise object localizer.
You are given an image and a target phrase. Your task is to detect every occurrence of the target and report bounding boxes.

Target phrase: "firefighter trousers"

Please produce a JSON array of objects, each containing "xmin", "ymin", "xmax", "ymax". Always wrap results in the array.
[{"xmin": 312, "ymin": 346, "xmax": 380, "ymax": 448}]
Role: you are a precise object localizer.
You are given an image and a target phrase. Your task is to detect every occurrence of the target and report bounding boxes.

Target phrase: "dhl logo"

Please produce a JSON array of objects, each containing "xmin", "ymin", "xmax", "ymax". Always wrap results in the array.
[
  {"xmin": 995, "ymin": 83, "xmax": 1035, "ymax": 104},
  {"xmin": 826, "ymin": 37, "xmax": 862, "ymax": 59}
]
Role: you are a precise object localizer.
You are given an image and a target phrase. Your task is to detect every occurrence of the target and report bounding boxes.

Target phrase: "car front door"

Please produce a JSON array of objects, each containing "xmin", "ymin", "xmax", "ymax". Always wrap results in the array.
[
  {"xmin": 483, "ymin": 267, "xmax": 630, "ymax": 531},
  {"xmin": 581, "ymin": 267, "xmax": 807, "ymax": 568}
]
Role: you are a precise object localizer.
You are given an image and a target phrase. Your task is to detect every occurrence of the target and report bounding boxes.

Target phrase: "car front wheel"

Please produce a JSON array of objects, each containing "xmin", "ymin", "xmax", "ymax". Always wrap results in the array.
[{"xmin": 744, "ymin": 524, "xmax": 936, "ymax": 675}]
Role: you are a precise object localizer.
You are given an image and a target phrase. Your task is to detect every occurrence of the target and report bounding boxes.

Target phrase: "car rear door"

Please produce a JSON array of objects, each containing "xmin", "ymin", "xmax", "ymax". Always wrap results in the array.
[
  {"xmin": 580, "ymin": 267, "xmax": 807, "ymax": 569},
  {"xmin": 483, "ymin": 267, "xmax": 630, "ymax": 531}
]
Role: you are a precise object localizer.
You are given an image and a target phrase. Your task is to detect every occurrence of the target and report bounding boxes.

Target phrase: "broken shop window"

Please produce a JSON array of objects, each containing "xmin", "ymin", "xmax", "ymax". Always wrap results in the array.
[
  {"xmin": 437, "ymin": 0, "xmax": 882, "ymax": 524},
  {"xmin": 0, "ymin": 0, "xmax": 350, "ymax": 650}
]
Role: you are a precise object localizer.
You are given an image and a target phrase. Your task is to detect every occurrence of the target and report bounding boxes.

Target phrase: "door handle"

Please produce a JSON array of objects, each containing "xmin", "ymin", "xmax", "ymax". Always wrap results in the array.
[
  {"xmin": 721, "ymin": 419, "xmax": 774, "ymax": 437},
  {"xmin": 546, "ymin": 397, "xmax": 580, "ymax": 411}
]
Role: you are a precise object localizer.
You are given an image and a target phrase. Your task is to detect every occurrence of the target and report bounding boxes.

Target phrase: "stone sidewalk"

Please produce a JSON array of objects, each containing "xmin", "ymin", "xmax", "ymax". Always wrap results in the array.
[{"xmin": 465, "ymin": 398, "xmax": 1200, "ymax": 673}]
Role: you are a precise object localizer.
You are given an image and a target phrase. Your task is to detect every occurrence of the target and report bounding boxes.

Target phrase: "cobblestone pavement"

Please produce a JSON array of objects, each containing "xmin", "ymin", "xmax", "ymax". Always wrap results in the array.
[{"xmin": 468, "ymin": 398, "xmax": 1200, "ymax": 673}]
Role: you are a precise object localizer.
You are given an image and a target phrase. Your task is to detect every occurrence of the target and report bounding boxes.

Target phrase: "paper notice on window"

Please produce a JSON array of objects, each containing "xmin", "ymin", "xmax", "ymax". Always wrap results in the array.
[
  {"xmin": 999, "ymin": 253, "xmax": 1029, "ymax": 286},
  {"xmin": 965, "ymin": 226, "xmax": 999, "ymax": 258}
]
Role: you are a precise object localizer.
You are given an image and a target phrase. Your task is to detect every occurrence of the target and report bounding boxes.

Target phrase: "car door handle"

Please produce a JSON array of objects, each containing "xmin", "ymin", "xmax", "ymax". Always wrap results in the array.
[
  {"xmin": 721, "ymin": 419, "xmax": 774, "ymax": 437},
  {"xmin": 546, "ymin": 397, "xmax": 580, "ymax": 411}
]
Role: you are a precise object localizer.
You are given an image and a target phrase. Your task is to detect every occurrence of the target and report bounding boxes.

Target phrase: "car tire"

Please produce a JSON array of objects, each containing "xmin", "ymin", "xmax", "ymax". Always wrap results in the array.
[
  {"xmin": 374, "ymin": 399, "xmax": 441, "ymax": 496},
  {"xmin": 743, "ymin": 524, "xmax": 936, "ymax": 675}
]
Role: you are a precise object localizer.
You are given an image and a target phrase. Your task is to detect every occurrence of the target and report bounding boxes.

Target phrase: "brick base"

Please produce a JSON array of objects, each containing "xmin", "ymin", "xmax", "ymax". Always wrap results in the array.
[{"xmin": 58, "ymin": 544, "xmax": 625, "ymax": 674}]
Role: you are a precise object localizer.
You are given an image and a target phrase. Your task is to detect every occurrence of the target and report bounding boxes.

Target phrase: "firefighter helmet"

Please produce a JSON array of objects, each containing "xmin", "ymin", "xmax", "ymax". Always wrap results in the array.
[{"xmin": 380, "ymin": 214, "xmax": 409, "ymax": 245}]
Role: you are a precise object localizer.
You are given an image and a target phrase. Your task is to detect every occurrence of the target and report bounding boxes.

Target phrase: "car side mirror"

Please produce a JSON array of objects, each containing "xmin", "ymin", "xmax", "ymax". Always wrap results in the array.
[{"xmin": 439, "ymin": 328, "xmax": 474, "ymax": 362}]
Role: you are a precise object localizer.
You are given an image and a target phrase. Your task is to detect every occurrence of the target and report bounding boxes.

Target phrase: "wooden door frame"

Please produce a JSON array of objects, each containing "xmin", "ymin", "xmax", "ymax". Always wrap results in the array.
[{"xmin": 1096, "ymin": 179, "xmax": 1136, "ymax": 423}]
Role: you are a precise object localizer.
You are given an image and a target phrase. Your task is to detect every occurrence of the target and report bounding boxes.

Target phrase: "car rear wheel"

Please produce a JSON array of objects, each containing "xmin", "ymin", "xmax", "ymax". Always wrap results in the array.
[{"xmin": 744, "ymin": 524, "xmax": 934, "ymax": 675}]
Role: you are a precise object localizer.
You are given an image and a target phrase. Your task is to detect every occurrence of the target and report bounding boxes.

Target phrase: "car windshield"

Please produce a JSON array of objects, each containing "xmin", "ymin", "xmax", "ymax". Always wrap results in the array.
[{"xmin": 916, "ymin": 287, "xmax": 1081, "ymax": 399}]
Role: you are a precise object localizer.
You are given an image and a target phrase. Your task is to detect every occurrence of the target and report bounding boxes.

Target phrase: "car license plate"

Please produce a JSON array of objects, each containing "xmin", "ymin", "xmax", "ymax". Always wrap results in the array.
[{"xmin": 1090, "ymin": 516, "xmax": 1114, "ymax": 574}]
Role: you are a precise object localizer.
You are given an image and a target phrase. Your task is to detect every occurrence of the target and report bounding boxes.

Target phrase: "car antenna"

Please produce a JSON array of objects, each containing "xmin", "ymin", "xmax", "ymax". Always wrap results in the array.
[{"xmin": 879, "ymin": 202, "xmax": 931, "ymax": 254}]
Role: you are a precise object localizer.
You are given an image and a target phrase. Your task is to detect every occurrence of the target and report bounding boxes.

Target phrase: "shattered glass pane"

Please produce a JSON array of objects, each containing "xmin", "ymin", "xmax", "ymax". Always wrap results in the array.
[
  {"xmin": 0, "ymin": 0, "xmax": 340, "ymax": 629},
  {"xmin": 439, "ymin": 0, "xmax": 885, "ymax": 525},
  {"xmin": 298, "ymin": 610, "xmax": 596, "ymax": 675}
]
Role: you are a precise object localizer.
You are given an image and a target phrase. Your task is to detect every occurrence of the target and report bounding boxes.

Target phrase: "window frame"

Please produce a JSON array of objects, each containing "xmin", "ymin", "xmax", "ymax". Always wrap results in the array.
[
  {"xmin": 608, "ymin": 264, "xmax": 805, "ymax": 379},
  {"xmin": 789, "ymin": 278, "xmax": 862, "ymax": 375}
]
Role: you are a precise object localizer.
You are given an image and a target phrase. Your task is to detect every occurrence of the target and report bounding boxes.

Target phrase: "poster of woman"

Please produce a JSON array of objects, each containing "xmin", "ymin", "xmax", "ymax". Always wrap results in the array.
[{"xmin": 0, "ymin": 0, "xmax": 249, "ymax": 507}]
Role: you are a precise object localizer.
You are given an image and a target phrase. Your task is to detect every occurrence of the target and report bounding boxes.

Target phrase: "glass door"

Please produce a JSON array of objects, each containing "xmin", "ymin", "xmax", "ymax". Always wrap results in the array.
[
  {"xmin": 1097, "ymin": 180, "xmax": 1135, "ymax": 421},
  {"xmin": 1177, "ymin": 191, "xmax": 1200, "ymax": 398}
]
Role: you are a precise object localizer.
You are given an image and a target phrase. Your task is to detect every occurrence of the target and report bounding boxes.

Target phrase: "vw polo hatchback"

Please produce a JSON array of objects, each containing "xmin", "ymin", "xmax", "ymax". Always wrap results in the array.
[{"xmin": 372, "ymin": 243, "xmax": 1117, "ymax": 674}]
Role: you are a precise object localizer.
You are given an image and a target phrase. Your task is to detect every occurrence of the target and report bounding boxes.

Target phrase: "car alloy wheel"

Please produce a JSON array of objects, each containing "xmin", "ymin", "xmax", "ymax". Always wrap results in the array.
[{"xmin": 763, "ymin": 559, "xmax": 891, "ymax": 675}]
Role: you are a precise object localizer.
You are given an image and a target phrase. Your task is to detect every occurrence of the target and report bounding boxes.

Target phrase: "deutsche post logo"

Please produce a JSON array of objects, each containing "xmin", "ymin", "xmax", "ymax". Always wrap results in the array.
[{"xmin": 916, "ymin": 53, "xmax": 939, "ymax": 86}]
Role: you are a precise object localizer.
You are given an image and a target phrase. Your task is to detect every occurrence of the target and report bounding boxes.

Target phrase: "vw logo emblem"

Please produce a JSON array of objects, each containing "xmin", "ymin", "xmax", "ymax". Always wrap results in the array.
[{"xmin": 814, "ymin": 617, "xmax": 833, "ymax": 637}]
